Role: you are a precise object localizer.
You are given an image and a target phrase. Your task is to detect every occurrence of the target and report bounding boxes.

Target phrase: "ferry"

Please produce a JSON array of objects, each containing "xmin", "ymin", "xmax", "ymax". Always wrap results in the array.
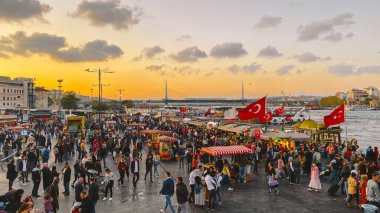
[
  {"xmin": 345, "ymin": 105, "xmax": 375, "ymax": 111},
  {"xmin": 270, "ymin": 107, "xmax": 307, "ymax": 124}
]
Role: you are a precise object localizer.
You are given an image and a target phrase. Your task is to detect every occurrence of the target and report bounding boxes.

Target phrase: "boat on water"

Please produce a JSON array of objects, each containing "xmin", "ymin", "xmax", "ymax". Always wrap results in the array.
[
  {"xmin": 270, "ymin": 107, "xmax": 307, "ymax": 124},
  {"xmin": 345, "ymin": 105, "xmax": 375, "ymax": 111}
]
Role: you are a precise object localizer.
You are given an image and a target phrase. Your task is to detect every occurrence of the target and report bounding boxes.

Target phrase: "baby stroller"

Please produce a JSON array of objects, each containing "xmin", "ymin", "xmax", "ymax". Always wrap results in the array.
[{"xmin": 268, "ymin": 177, "xmax": 279, "ymax": 196}]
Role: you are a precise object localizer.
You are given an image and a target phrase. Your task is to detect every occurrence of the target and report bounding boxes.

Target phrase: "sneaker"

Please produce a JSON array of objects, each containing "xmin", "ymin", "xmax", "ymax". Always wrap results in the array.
[
  {"xmin": 227, "ymin": 187, "xmax": 233, "ymax": 191},
  {"xmin": 344, "ymin": 199, "xmax": 351, "ymax": 208},
  {"xmin": 275, "ymin": 190, "xmax": 279, "ymax": 196},
  {"xmin": 307, "ymin": 188, "xmax": 312, "ymax": 191},
  {"xmin": 315, "ymin": 190, "xmax": 319, "ymax": 192},
  {"xmin": 243, "ymin": 180, "xmax": 247, "ymax": 183},
  {"xmin": 109, "ymin": 198, "xmax": 112, "ymax": 201},
  {"xmin": 160, "ymin": 210, "xmax": 165, "ymax": 213},
  {"xmin": 103, "ymin": 197, "xmax": 107, "ymax": 201},
  {"xmin": 22, "ymin": 183, "xmax": 26, "ymax": 186}
]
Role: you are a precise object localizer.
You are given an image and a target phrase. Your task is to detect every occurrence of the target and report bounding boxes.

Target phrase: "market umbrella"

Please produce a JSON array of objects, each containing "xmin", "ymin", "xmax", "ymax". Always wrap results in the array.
[
  {"xmin": 299, "ymin": 119, "xmax": 320, "ymax": 129},
  {"xmin": 292, "ymin": 123, "xmax": 301, "ymax": 128},
  {"xmin": 158, "ymin": 136, "xmax": 177, "ymax": 143}
]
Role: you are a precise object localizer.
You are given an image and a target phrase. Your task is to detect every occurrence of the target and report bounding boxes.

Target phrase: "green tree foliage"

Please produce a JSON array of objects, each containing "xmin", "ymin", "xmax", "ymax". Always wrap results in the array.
[
  {"xmin": 121, "ymin": 100, "xmax": 135, "ymax": 108},
  {"xmin": 61, "ymin": 92, "xmax": 80, "ymax": 110},
  {"xmin": 319, "ymin": 96, "xmax": 344, "ymax": 107},
  {"xmin": 92, "ymin": 102, "xmax": 109, "ymax": 111}
]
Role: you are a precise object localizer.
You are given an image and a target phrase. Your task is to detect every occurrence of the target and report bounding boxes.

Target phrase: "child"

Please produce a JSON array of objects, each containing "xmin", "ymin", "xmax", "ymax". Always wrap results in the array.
[
  {"xmin": 44, "ymin": 195, "xmax": 53, "ymax": 213},
  {"xmin": 0, "ymin": 202, "xmax": 6, "ymax": 213},
  {"xmin": 360, "ymin": 174, "xmax": 368, "ymax": 206}
]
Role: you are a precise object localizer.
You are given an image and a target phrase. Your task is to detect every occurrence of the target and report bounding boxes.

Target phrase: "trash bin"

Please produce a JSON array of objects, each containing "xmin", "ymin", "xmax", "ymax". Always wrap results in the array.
[{"xmin": 361, "ymin": 204, "xmax": 378, "ymax": 213}]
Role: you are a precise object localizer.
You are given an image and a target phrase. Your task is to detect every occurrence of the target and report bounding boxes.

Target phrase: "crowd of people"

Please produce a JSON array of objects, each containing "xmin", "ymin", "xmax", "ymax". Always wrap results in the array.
[{"xmin": 1, "ymin": 114, "xmax": 380, "ymax": 213}]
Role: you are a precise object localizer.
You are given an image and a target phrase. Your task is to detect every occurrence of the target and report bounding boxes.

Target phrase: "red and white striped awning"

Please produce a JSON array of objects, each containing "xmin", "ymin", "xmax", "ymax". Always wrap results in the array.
[
  {"xmin": 201, "ymin": 145, "xmax": 252, "ymax": 156},
  {"xmin": 158, "ymin": 136, "xmax": 177, "ymax": 143}
]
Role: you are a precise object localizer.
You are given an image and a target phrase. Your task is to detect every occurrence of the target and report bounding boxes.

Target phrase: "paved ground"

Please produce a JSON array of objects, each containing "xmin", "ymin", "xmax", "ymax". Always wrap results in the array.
[{"xmin": 0, "ymin": 137, "xmax": 362, "ymax": 213}]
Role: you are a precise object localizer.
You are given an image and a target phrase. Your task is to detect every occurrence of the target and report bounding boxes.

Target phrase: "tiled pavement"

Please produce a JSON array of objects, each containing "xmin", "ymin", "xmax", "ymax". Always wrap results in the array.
[{"xmin": 0, "ymin": 138, "xmax": 361, "ymax": 213}]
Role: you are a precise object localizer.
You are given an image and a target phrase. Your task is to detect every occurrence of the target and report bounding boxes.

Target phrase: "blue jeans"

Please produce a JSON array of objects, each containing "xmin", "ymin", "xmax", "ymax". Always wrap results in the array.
[
  {"xmin": 164, "ymin": 195, "xmax": 175, "ymax": 213},
  {"xmin": 102, "ymin": 157, "xmax": 106, "ymax": 168},
  {"xmin": 329, "ymin": 169, "xmax": 339, "ymax": 183},
  {"xmin": 64, "ymin": 181, "xmax": 69, "ymax": 194},
  {"xmin": 344, "ymin": 181, "xmax": 349, "ymax": 200},
  {"xmin": 215, "ymin": 187, "xmax": 222, "ymax": 203},
  {"xmin": 92, "ymin": 201, "xmax": 97, "ymax": 213},
  {"xmin": 238, "ymin": 166, "xmax": 247, "ymax": 182},
  {"xmin": 154, "ymin": 162, "xmax": 159, "ymax": 175}
]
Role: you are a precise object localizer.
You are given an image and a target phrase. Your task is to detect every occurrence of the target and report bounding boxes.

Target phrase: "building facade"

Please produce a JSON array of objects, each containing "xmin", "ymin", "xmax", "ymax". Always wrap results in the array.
[
  {"xmin": 346, "ymin": 89, "xmax": 369, "ymax": 102},
  {"xmin": 0, "ymin": 76, "xmax": 34, "ymax": 109},
  {"xmin": 365, "ymin": 86, "xmax": 379, "ymax": 99},
  {"xmin": 35, "ymin": 87, "xmax": 49, "ymax": 110}
]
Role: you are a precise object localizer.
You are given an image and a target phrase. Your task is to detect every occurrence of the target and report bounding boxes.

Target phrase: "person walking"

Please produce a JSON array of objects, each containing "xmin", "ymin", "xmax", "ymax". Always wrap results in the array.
[
  {"xmin": 61, "ymin": 162, "xmax": 71, "ymax": 195},
  {"xmin": 41, "ymin": 163, "xmax": 51, "ymax": 191},
  {"xmin": 159, "ymin": 171, "xmax": 175, "ymax": 213},
  {"xmin": 88, "ymin": 177, "xmax": 99, "ymax": 213},
  {"xmin": 205, "ymin": 171, "xmax": 217, "ymax": 211},
  {"xmin": 145, "ymin": 154, "xmax": 154, "ymax": 182},
  {"xmin": 49, "ymin": 177, "xmax": 60, "ymax": 213},
  {"xmin": 80, "ymin": 191, "xmax": 94, "ymax": 213},
  {"xmin": 18, "ymin": 155, "xmax": 29, "ymax": 185},
  {"xmin": 75, "ymin": 177, "xmax": 84, "ymax": 202},
  {"xmin": 222, "ymin": 160, "xmax": 233, "ymax": 191},
  {"xmin": 308, "ymin": 163, "xmax": 321, "ymax": 192},
  {"xmin": 102, "ymin": 168, "xmax": 115, "ymax": 201},
  {"xmin": 189, "ymin": 165, "xmax": 203, "ymax": 203},
  {"xmin": 176, "ymin": 176, "xmax": 189, "ymax": 213},
  {"xmin": 31, "ymin": 164, "xmax": 41, "ymax": 197},
  {"xmin": 131, "ymin": 156, "xmax": 140, "ymax": 188},
  {"xmin": 42, "ymin": 146, "xmax": 50, "ymax": 163},
  {"xmin": 153, "ymin": 152, "xmax": 160, "ymax": 177},
  {"xmin": 345, "ymin": 171, "xmax": 359, "ymax": 208},
  {"xmin": 6, "ymin": 159, "xmax": 18, "ymax": 191},
  {"xmin": 117, "ymin": 155, "xmax": 127, "ymax": 186},
  {"xmin": 215, "ymin": 169, "xmax": 223, "ymax": 205}
]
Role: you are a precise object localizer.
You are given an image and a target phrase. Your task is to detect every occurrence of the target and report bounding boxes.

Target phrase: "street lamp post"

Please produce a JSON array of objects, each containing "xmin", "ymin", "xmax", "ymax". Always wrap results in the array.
[
  {"xmin": 57, "ymin": 79, "xmax": 63, "ymax": 118},
  {"xmin": 85, "ymin": 68, "xmax": 114, "ymax": 129}
]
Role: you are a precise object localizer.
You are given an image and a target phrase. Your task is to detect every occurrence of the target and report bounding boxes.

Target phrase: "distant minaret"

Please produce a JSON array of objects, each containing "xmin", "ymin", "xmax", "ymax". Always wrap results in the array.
[
  {"xmin": 241, "ymin": 81, "xmax": 245, "ymax": 105},
  {"xmin": 164, "ymin": 80, "xmax": 168, "ymax": 105}
]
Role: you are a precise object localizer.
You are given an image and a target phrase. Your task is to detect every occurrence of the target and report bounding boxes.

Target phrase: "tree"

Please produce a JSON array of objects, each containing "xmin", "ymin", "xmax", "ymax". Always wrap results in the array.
[
  {"xmin": 92, "ymin": 102, "xmax": 109, "ymax": 111},
  {"xmin": 121, "ymin": 100, "xmax": 135, "ymax": 108},
  {"xmin": 319, "ymin": 96, "xmax": 344, "ymax": 107},
  {"xmin": 61, "ymin": 92, "xmax": 81, "ymax": 110}
]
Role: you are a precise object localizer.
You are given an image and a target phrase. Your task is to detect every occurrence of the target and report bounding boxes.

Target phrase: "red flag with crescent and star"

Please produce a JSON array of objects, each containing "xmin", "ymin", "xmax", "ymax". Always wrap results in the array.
[
  {"xmin": 254, "ymin": 129, "xmax": 261, "ymax": 139},
  {"xmin": 259, "ymin": 111, "xmax": 273, "ymax": 123},
  {"xmin": 324, "ymin": 104, "xmax": 345, "ymax": 128},
  {"xmin": 204, "ymin": 108, "xmax": 211, "ymax": 117},
  {"xmin": 274, "ymin": 106, "xmax": 285, "ymax": 115},
  {"xmin": 238, "ymin": 96, "xmax": 266, "ymax": 120}
]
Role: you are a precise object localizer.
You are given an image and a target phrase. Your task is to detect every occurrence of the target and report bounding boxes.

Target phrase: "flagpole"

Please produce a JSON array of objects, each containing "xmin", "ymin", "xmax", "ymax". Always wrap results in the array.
[{"xmin": 344, "ymin": 104, "xmax": 348, "ymax": 144}]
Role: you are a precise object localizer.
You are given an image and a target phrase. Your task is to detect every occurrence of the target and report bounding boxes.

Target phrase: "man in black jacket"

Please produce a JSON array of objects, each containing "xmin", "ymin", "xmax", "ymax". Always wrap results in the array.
[
  {"xmin": 80, "ymin": 191, "xmax": 94, "ymax": 213},
  {"xmin": 176, "ymin": 176, "xmax": 189, "ymax": 213},
  {"xmin": 88, "ymin": 177, "xmax": 99, "ymax": 213},
  {"xmin": 144, "ymin": 154, "xmax": 154, "ymax": 182},
  {"xmin": 62, "ymin": 162, "xmax": 71, "ymax": 195},
  {"xmin": 131, "ymin": 156, "xmax": 140, "ymax": 188},
  {"xmin": 31, "ymin": 164, "xmax": 41, "ymax": 197}
]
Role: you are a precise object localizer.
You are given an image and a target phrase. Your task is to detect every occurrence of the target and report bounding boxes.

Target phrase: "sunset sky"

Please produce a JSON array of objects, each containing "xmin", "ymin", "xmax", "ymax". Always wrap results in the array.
[{"xmin": 1, "ymin": 0, "xmax": 380, "ymax": 100}]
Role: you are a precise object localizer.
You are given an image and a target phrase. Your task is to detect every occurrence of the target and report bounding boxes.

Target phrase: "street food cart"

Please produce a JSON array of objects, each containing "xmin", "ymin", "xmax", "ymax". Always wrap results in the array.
[
  {"xmin": 66, "ymin": 115, "xmax": 85, "ymax": 133},
  {"xmin": 157, "ymin": 136, "xmax": 178, "ymax": 160}
]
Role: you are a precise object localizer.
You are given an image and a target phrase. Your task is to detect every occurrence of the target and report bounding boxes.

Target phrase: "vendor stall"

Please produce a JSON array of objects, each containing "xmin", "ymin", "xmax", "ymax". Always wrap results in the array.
[{"xmin": 158, "ymin": 136, "xmax": 177, "ymax": 160}]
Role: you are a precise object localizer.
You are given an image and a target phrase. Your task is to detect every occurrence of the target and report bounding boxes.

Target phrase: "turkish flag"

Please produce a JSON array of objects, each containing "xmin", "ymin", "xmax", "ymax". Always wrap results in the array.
[
  {"xmin": 254, "ymin": 129, "xmax": 261, "ymax": 139},
  {"xmin": 285, "ymin": 115, "xmax": 292, "ymax": 122},
  {"xmin": 274, "ymin": 106, "xmax": 285, "ymax": 115},
  {"xmin": 238, "ymin": 96, "xmax": 266, "ymax": 120},
  {"xmin": 204, "ymin": 108, "xmax": 211, "ymax": 117},
  {"xmin": 180, "ymin": 107, "xmax": 187, "ymax": 113},
  {"xmin": 324, "ymin": 105, "xmax": 345, "ymax": 128},
  {"xmin": 259, "ymin": 112, "xmax": 272, "ymax": 123}
]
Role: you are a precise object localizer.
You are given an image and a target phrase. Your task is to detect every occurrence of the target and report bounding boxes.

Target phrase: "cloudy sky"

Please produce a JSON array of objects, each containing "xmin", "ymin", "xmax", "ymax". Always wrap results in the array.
[{"xmin": 1, "ymin": 0, "xmax": 379, "ymax": 99}]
